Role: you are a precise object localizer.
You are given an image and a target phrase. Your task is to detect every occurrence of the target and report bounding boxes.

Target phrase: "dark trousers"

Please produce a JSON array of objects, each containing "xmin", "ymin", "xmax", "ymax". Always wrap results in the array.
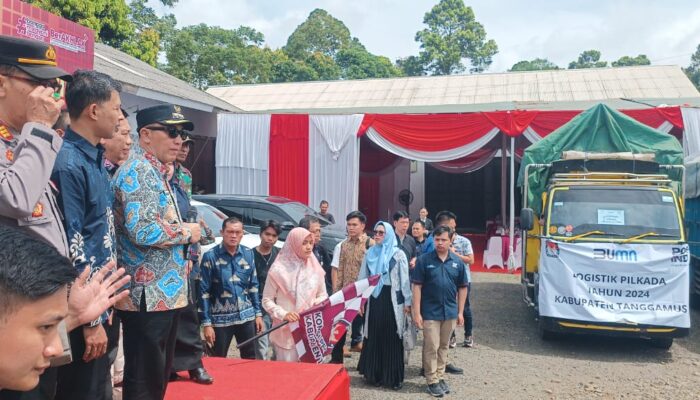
[
  {"xmin": 172, "ymin": 277, "xmax": 204, "ymax": 372},
  {"xmin": 54, "ymin": 325, "xmax": 112, "ymax": 400},
  {"xmin": 330, "ymin": 313, "xmax": 364, "ymax": 363},
  {"xmin": 351, "ymin": 313, "xmax": 364, "ymax": 346},
  {"xmin": 464, "ymin": 283, "xmax": 473, "ymax": 336},
  {"xmin": 0, "ymin": 368, "xmax": 57, "ymax": 400},
  {"xmin": 118, "ymin": 301, "xmax": 180, "ymax": 400},
  {"xmin": 212, "ymin": 320, "xmax": 257, "ymax": 359}
]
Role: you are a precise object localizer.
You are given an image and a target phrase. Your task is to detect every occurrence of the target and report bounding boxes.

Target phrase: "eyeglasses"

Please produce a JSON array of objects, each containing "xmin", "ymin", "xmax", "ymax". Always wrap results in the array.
[
  {"xmin": 9, "ymin": 75, "xmax": 62, "ymax": 93},
  {"xmin": 373, "ymin": 230, "xmax": 385, "ymax": 236},
  {"xmin": 145, "ymin": 125, "xmax": 190, "ymax": 140}
]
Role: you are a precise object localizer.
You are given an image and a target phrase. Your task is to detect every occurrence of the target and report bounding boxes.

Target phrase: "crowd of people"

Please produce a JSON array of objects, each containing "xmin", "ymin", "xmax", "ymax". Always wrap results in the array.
[{"xmin": 0, "ymin": 34, "xmax": 476, "ymax": 400}]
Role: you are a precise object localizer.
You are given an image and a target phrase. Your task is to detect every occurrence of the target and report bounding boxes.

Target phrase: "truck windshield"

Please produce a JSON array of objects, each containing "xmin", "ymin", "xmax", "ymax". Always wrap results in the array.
[{"xmin": 547, "ymin": 187, "xmax": 682, "ymax": 241}]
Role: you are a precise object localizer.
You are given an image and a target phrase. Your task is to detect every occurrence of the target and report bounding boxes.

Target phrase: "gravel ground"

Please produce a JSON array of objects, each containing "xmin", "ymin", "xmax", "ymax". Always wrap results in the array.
[{"xmin": 347, "ymin": 272, "xmax": 700, "ymax": 400}]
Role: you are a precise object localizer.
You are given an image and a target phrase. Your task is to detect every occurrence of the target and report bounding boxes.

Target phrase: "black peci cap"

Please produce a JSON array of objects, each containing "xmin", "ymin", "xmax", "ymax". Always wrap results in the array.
[
  {"xmin": 136, "ymin": 104, "xmax": 194, "ymax": 132},
  {"xmin": 0, "ymin": 35, "xmax": 72, "ymax": 81}
]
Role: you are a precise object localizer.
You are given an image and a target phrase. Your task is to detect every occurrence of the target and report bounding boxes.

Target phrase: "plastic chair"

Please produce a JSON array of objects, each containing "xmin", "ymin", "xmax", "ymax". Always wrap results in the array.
[{"xmin": 483, "ymin": 236, "xmax": 504, "ymax": 269}]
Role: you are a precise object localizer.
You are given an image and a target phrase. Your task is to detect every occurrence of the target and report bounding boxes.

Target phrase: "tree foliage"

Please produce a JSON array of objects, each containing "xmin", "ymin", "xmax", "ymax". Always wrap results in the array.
[
  {"xmin": 283, "ymin": 9, "xmax": 353, "ymax": 59},
  {"xmin": 568, "ymin": 50, "xmax": 608, "ymax": 69},
  {"xmin": 28, "ymin": 0, "xmax": 133, "ymax": 46},
  {"xmin": 281, "ymin": 9, "xmax": 402, "ymax": 81},
  {"xmin": 163, "ymin": 24, "xmax": 272, "ymax": 89},
  {"xmin": 414, "ymin": 0, "xmax": 498, "ymax": 74},
  {"xmin": 611, "ymin": 54, "xmax": 651, "ymax": 67},
  {"xmin": 685, "ymin": 44, "xmax": 700, "ymax": 90},
  {"xmin": 510, "ymin": 58, "xmax": 559, "ymax": 71}
]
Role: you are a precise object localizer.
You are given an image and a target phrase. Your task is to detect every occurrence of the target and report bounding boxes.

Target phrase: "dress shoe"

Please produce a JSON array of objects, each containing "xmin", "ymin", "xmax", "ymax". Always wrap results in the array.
[
  {"xmin": 189, "ymin": 367, "xmax": 214, "ymax": 384},
  {"xmin": 169, "ymin": 372, "xmax": 181, "ymax": 382},
  {"xmin": 445, "ymin": 363, "xmax": 463, "ymax": 375}
]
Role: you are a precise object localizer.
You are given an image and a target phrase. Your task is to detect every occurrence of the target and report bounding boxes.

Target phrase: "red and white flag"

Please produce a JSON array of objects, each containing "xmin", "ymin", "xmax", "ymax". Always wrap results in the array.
[{"xmin": 290, "ymin": 274, "xmax": 380, "ymax": 363}]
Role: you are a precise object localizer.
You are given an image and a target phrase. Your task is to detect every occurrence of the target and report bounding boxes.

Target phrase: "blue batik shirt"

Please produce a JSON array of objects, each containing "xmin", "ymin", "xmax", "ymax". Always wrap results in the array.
[
  {"xmin": 198, "ymin": 244, "xmax": 262, "ymax": 327},
  {"xmin": 113, "ymin": 150, "xmax": 191, "ymax": 312},
  {"xmin": 51, "ymin": 128, "xmax": 116, "ymax": 325}
]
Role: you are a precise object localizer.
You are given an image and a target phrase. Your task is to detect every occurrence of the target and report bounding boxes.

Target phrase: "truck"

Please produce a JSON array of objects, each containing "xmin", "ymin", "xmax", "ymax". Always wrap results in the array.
[
  {"xmin": 520, "ymin": 152, "xmax": 690, "ymax": 349},
  {"xmin": 684, "ymin": 158, "xmax": 700, "ymax": 308}
]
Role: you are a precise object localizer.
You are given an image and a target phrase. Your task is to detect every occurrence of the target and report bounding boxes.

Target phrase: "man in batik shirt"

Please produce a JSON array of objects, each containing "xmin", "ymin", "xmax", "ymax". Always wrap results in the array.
[{"xmin": 112, "ymin": 104, "xmax": 204, "ymax": 400}]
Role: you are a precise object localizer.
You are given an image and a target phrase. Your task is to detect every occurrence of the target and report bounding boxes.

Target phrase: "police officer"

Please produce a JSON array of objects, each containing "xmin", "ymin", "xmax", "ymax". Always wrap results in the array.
[{"xmin": 0, "ymin": 35, "xmax": 72, "ymax": 400}]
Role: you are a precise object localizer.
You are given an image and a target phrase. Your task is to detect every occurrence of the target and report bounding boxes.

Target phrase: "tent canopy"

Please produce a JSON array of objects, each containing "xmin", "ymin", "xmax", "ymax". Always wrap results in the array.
[{"xmin": 520, "ymin": 103, "xmax": 685, "ymax": 214}]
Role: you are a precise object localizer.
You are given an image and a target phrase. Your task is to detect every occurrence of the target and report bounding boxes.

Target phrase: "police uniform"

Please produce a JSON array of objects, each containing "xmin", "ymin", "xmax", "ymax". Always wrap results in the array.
[{"xmin": 0, "ymin": 35, "xmax": 72, "ymax": 400}]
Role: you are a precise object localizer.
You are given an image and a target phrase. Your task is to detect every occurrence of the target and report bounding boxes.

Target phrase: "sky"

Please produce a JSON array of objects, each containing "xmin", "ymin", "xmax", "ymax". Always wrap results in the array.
[{"xmin": 152, "ymin": 0, "xmax": 700, "ymax": 73}]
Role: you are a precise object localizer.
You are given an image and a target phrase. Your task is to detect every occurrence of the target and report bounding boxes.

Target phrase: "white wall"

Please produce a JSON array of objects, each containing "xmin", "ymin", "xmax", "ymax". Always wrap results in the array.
[
  {"xmin": 377, "ymin": 159, "xmax": 411, "ymax": 223},
  {"xmin": 409, "ymin": 161, "xmax": 426, "ymax": 219}
]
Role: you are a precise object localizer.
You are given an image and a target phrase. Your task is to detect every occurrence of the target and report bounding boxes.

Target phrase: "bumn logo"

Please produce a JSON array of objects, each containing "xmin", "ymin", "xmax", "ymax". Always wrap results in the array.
[{"xmin": 592, "ymin": 248, "xmax": 637, "ymax": 262}]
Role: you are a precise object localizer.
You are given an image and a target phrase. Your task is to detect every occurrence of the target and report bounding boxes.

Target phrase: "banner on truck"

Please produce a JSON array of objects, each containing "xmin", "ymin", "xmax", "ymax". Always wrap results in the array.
[{"xmin": 539, "ymin": 240, "xmax": 690, "ymax": 328}]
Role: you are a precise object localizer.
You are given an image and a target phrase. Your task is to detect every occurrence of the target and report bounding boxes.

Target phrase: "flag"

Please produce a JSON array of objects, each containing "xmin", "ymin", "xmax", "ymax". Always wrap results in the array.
[{"xmin": 290, "ymin": 274, "xmax": 380, "ymax": 363}]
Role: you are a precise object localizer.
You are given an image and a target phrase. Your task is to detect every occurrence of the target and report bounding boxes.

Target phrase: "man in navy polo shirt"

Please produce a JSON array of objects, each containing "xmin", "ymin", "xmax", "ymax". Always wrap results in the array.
[{"xmin": 412, "ymin": 225, "xmax": 468, "ymax": 398}]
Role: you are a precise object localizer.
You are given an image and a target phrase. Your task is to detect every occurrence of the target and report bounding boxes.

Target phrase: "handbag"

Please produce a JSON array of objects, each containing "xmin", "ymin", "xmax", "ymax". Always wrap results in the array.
[{"xmin": 403, "ymin": 313, "xmax": 417, "ymax": 351}]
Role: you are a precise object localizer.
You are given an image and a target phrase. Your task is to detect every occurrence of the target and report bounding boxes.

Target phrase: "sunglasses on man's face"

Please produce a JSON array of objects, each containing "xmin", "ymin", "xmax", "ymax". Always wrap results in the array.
[
  {"xmin": 146, "ymin": 126, "xmax": 190, "ymax": 140},
  {"xmin": 9, "ymin": 75, "xmax": 62, "ymax": 93}
]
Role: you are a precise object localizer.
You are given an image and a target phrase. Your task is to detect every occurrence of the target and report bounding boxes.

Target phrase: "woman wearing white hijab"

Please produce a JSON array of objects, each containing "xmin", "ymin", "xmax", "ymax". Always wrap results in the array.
[
  {"xmin": 357, "ymin": 221, "xmax": 412, "ymax": 390},
  {"xmin": 262, "ymin": 227, "xmax": 327, "ymax": 362}
]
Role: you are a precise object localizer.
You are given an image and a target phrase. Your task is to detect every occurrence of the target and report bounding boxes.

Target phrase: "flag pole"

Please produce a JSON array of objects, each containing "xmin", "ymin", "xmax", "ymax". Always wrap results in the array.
[{"xmin": 236, "ymin": 320, "xmax": 289, "ymax": 349}]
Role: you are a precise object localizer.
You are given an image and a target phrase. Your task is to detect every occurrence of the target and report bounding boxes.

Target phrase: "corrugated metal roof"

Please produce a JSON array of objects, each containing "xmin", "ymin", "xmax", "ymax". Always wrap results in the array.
[
  {"xmin": 207, "ymin": 65, "xmax": 700, "ymax": 114},
  {"xmin": 94, "ymin": 43, "xmax": 239, "ymax": 112}
]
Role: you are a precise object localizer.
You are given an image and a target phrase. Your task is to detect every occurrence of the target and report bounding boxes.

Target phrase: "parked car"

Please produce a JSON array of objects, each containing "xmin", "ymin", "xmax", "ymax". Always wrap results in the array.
[
  {"xmin": 191, "ymin": 200, "xmax": 282, "ymax": 253},
  {"xmin": 192, "ymin": 194, "xmax": 346, "ymax": 253}
]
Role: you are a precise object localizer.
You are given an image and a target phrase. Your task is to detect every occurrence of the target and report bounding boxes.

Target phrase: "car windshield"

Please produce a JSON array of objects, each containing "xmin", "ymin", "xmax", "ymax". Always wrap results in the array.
[
  {"xmin": 192, "ymin": 203, "xmax": 226, "ymax": 236},
  {"xmin": 547, "ymin": 187, "xmax": 682, "ymax": 241},
  {"xmin": 278, "ymin": 202, "xmax": 331, "ymax": 226}
]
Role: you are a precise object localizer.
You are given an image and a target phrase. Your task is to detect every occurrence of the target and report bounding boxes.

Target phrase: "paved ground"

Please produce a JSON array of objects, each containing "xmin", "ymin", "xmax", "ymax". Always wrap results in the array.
[{"xmin": 347, "ymin": 272, "xmax": 700, "ymax": 400}]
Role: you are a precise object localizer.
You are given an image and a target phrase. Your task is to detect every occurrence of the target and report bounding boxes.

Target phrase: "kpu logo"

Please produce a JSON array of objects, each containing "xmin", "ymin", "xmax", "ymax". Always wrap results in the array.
[{"xmin": 545, "ymin": 241, "xmax": 559, "ymax": 257}]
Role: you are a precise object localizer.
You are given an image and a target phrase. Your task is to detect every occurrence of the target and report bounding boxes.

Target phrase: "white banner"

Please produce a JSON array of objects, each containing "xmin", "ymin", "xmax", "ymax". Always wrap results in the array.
[{"xmin": 539, "ymin": 240, "xmax": 690, "ymax": 328}]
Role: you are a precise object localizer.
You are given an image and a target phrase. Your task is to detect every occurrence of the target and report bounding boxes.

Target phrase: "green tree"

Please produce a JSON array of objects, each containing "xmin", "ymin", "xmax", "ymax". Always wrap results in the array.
[
  {"xmin": 568, "ymin": 50, "xmax": 608, "ymax": 69},
  {"xmin": 685, "ymin": 44, "xmax": 700, "ymax": 90},
  {"xmin": 28, "ymin": 0, "xmax": 133, "ymax": 46},
  {"xmin": 611, "ymin": 54, "xmax": 651, "ymax": 67},
  {"xmin": 271, "ymin": 51, "xmax": 320, "ymax": 83},
  {"xmin": 396, "ymin": 55, "xmax": 427, "ymax": 76},
  {"xmin": 336, "ymin": 44, "xmax": 402, "ymax": 79},
  {"xmin": 510, "ymin": 58, "xmax": 559, "ymax": 71},
  {"xmin": 414, "ymin": 0, "xmax": 498, "ymax": 74},
  {"xmin": 282, "ymin": 9, "xmax": 401, "ymax": 81},
  {"xmin": 283, "ymin": 9, "xmax": 353, "ymax": 59},
  {"xmin": 163, "ymin": 24, "xmax": 272, "ymax": 89}
]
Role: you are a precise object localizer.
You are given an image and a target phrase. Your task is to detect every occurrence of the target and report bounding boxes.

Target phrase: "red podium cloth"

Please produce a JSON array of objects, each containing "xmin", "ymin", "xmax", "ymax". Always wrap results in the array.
[{"xmin": 165, "ymin": 357, "xmax": 350, "ymax": 400}]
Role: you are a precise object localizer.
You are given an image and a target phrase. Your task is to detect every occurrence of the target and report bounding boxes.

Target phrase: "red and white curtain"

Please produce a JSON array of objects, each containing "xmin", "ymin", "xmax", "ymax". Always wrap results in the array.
[{"xmin": 215, "ymin": 106, "xmax": 696, "ymax": 209}]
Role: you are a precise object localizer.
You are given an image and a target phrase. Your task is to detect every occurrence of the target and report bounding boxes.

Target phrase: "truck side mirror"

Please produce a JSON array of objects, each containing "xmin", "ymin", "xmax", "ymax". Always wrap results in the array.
[{"xmin": 520, "ymin": 208, "xmax": 534, "ymax": 231}]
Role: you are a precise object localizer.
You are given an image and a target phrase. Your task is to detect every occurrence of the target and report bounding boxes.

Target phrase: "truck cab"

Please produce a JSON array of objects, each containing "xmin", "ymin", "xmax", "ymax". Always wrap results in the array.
[{"xmin": 521, "ymin": 155, "xmax": 690, "ymax": 349}]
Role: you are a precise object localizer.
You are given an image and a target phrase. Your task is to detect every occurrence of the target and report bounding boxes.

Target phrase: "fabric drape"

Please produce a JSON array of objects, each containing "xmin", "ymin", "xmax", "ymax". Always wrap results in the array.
[
  {"xmin": 309, "ymin": 115, "xmax": 363, "ymax": 222},
  {"xmin": 216, "ymin": 114, "xmax": 270, "ymax": 195},
  {"xmin": 428, "ymin": 148, "xmax": 498, "ymax": 174},
  {"xmin": 682, "ymin": 107, "xmax": 700, "ymax": 160},
  {"xmin": 269, "ymin": 115, "xmax": 309, "ymax": 204},
  {"xmin": 358, "ymin": 113, "xmax": 497, "ymax": 151},
  {"xmin": 366, "ymin": 127, "xmax": 499, "ymax": 162}
]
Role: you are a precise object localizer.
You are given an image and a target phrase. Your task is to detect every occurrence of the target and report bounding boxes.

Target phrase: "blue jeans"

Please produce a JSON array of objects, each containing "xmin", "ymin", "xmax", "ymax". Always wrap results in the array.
[{"xmin": 254, "ymin": 313, "xmax": 274, "ymax": 360}]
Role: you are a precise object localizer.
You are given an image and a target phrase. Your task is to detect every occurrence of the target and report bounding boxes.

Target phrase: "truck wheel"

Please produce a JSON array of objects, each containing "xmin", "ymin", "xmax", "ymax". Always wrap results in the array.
[
  {"xmin": 649, "ymin": 338, "xmax": 673, "ymax": 350},
  {"xmin": 538, "ymin": 317, "xmax": 558, "ymax": 341}
]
